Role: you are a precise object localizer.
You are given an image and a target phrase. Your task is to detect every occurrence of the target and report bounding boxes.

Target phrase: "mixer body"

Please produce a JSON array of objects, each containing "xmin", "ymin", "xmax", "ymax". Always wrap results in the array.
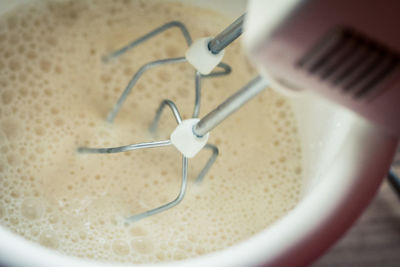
[{"xmin": 245, "ymin": 0, "xmax": 400, "ymax": 135}]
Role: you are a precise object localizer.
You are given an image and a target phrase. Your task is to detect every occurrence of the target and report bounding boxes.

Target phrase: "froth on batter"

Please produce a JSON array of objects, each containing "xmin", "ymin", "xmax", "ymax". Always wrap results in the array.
[{"xmin": 0, "ymin": 0, "xmax": 303, "ymax": 263}]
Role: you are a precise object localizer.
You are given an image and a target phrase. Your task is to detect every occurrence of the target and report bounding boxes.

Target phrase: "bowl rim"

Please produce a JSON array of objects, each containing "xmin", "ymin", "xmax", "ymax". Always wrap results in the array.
[{"xmin": 0, "ymin": 0, "xmax": 398, "ymax": 266}]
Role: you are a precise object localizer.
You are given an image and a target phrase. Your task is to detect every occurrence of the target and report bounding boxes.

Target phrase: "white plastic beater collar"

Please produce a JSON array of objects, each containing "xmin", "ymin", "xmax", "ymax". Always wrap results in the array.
[
  {"xmin": 185, "ymin": 37, "xmax": 225, "ymax": 75},
  {"xmin": 170, "ymin": 119, "xmax": 209, "ymax": 158}
]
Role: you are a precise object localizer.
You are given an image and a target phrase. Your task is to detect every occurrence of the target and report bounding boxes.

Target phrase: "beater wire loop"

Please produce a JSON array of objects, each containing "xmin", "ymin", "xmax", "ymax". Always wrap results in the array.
[
  {"xmin": 106, "ymin": 57, "xmax": 187, "ymax": 123},
  {"xmin": 78, "ymin": 140, "xmax": 172, "ymax": 154},
  {"xmin": 149, "ymin": 99, "xmax": 182, "ymax": 136},
  {"xmin": 103, "ymin": 21, "xmax": 193, "ymax": 63},
  {"xmin": 126, "ymin": 156, "xmax": 188, "ymax": 223},
  {"xmin": 202, "ymin": 62, "xmax": 232, "ymax": 78},
  {"xmin": 193, "ymin": 71, "xmax": 201, "ymax": 118},
  {"xmin": 195, "ymin": 144, "xmax": 219, "ymax": 183}
]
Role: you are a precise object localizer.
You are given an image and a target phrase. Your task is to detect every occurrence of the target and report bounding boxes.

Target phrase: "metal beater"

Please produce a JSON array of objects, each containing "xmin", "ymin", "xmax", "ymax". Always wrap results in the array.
[{"xmin": 78, "ymin": 14, "xmax": 268, "ymax": 223}]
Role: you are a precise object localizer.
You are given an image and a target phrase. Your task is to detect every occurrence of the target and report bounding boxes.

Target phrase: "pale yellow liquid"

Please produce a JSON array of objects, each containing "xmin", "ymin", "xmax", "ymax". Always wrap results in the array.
[{"xmin": 0, "ymin": 0, "xmax": 303, "ymax": 263}]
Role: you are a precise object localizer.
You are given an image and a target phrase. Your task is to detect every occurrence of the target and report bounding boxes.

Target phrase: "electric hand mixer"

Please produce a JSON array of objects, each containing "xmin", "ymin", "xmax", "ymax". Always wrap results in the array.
[{"xmin": 78, "ymin": 0, "xmax": 400, "ymax": 223}]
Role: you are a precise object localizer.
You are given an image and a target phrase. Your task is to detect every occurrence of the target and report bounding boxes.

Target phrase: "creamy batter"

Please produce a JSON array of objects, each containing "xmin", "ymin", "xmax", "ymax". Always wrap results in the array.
[{"xmin": 0, "ymin": 0, "xmax": 303, "ymax": 263}]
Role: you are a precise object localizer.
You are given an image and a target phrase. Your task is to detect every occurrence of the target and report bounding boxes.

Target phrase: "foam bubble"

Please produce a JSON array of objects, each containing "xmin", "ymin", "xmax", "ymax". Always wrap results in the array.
[
  {"xmin": 129, "ymin": 226, "xmax": 147, "ymax": 237},
  {"xmin": 112, "ymin": 239, "xmax": 130, "ymax": 256},
  {"xmin": 21, "ymin": 198, "xmax": 43, "ymax": 220},
  {"xmin": 1, "ymin": 119, "xmax": 21, "ymax": 140},
  {"xmin": 0, "ymin": 202, "xmax": 4, "ymax": 219},
  {"xmin": 131, "ymin": 238, "xmax": 154, "ymax": 254},
  {"xmin": 39, "ymin": 230, "xmax": 59, "ymax": 249}
]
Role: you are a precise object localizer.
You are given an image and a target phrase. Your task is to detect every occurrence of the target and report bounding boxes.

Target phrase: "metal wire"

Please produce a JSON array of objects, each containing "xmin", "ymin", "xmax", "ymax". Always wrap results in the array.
[
  {"xmin": 103, "ymin": 21, "xmax": 193, "ymax": 62},
  {"xmin": 193, "ymin": 71, "xmax": 202, "ymax": 118},
  {"xmin": 149, "ymin": 99, "xmax": 182, "ymax": 135},
  {"xmin": 195, "ymin": 144, "xmax": 219, "ymax": 183},
  {"xmin": 126, "ymin": 156, "xmax": 188, "ymax": 223},
  {"xmin": 203, "ymin": 62, "xmax": 232, "ymax": 78},
  {"xmin": 106, "ymin": 57, "xmax": 187, "ymax": 123},
  {"xmin": 193, "ymin": 63, "xmax": 232, "ymax": 118},
  {"xmin": 78, "ymin": 140, "xmax": 172, "ymax": 154}
]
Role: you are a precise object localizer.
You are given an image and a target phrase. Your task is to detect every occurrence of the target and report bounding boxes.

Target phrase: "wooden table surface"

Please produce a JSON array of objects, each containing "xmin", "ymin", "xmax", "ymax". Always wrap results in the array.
[{"xmin": 313, "ymin": 147, "xmax": 400, "ymax": 267}]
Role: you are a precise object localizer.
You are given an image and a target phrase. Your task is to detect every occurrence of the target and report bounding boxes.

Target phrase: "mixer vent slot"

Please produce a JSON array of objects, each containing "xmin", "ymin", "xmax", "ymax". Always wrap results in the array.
[{"xmin": 297, "ymin": 27, "xmax": 400, "ymax": 99}]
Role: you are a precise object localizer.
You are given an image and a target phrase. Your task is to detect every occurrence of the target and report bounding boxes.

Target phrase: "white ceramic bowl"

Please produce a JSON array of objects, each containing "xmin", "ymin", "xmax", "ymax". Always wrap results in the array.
[{"xmin": 0, "ymin": 1, "xmax": 398, "ymax": 266}]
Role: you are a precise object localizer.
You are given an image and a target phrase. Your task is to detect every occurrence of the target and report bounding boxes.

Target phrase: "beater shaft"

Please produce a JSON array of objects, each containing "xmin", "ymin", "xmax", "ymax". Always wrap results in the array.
[
  {"xmin": 208, "ymin": 14, "xmax": 245, "ymax": 54},
  {"xmin": 193, "ymin": 76, "xmax": 267, "ymax": 137}
]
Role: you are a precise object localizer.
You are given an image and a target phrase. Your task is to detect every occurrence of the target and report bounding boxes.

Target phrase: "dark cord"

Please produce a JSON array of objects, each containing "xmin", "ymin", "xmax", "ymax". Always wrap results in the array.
[{"xmin": 387, "ymin": 169, "xmax": 400, "ymax": 199}]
